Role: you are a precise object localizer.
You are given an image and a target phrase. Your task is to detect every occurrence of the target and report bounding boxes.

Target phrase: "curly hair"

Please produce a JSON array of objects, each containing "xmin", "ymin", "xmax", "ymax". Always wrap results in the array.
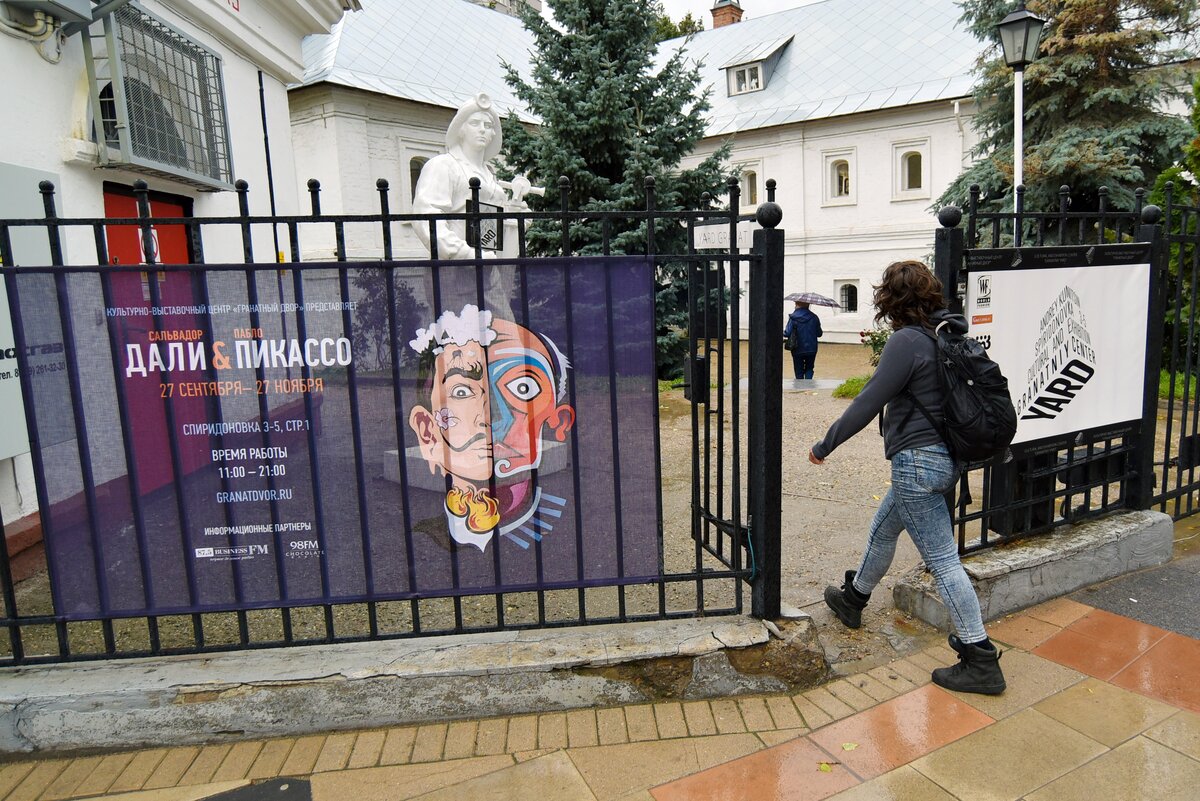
[{"xmin": 873, "ymin": 260, "xmax": 946, "ymax": 330}]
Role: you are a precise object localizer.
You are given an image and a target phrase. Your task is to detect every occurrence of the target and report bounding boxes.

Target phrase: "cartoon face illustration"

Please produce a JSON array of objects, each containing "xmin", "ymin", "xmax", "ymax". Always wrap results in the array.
[
  {"xmin": 408, "ymin": 305, "xmax": 574, "ymax": 550},
  {"xmin": 487, "ymin": 318, "xmax": 574, "ymax": 478}
]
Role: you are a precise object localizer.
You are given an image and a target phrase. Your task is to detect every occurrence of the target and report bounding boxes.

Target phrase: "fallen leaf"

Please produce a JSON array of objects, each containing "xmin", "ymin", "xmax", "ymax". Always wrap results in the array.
[
  {"xmin": 841, "ymin": 742, "xmax": 859, "ymax": 751},
  {"xmin": 817, "ymin": 762, "xmax": 834, "ymax": 773}
]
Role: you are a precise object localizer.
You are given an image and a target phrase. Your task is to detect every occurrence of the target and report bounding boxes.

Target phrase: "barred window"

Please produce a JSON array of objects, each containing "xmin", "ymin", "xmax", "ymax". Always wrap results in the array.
[
  {"xmin": 840, "ymin": 283, "xmax": 858, "ymax": 313},
  {"xmin": 86, "ymin": 4, "xmax": 233, "ymax": 189}
]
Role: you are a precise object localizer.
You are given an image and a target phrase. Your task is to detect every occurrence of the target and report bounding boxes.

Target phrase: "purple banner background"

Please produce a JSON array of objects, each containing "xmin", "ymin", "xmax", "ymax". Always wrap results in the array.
[{"xmin": 17, "ymin": 257, "xmax": 659, "ymax": 619}]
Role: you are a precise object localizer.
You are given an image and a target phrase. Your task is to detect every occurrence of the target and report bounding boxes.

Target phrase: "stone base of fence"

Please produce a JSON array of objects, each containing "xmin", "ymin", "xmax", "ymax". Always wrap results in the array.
[
  {"xmin": 0, "ymin": 613, "xmax": 827, "ymax": 754},
  {"xmin": 893, "ymin": 510, "xmax": 1174, "ymax": 631}
]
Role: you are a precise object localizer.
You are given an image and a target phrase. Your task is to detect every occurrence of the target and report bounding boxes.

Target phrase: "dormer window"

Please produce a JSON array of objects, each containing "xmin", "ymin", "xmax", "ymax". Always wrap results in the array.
[
  {"xmin": 730, "ymin": 63, "xmax": 762, "ymax": 95},
  {"xmin": 722, "ymin": 35, "xmax": 793, "ymax": 97}
]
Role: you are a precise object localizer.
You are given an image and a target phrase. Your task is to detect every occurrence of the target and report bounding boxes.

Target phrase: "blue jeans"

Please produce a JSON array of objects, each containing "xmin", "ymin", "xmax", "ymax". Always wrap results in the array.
[
  {"xmin": 792, "ymin": 350, "xmax": 816, "ymax": 380},
  {"xmin": 852, "ymin": 444, "xmax": 987, "ymax": 643}
]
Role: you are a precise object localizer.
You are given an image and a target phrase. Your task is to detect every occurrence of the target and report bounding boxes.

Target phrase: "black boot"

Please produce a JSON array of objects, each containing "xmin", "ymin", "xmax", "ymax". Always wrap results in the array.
[
  {"xmin": 931, "ymin": 635, "xmax": 1006, "ymax": 695},
  {"xmin": 824, "ymin": 570, "xmax": 870, "ymax": 629}
]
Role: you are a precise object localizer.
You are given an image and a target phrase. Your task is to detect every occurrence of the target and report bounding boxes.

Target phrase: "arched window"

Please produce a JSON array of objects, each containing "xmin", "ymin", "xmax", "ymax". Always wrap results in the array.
[
  {"xmin": 902, "ymin": 151, "xmax": 922, "ymax": 190},
  {"xmin": 409, "ymin": 157, "xmax": 429, "ymax": 201},
  {"xmin": 832, "ymin": 160, "xmax": 850, "ymax": 197},
  {"xmin": 840, "ymin": 283, "xmax": 858, "ymax": 313},
  {"xmin": 741, "ymin": 170, "xmax": 758, "ymax": 206}
]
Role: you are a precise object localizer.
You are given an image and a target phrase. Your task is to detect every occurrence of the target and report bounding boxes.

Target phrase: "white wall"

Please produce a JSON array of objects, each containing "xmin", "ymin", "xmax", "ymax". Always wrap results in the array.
[{"xmin": 289, "ymin": 85, "xmax": 458, "ymax": 261}]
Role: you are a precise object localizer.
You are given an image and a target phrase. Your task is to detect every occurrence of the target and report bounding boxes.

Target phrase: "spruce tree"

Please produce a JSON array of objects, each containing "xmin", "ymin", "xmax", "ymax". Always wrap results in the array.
[
  {"xmin": 501, "ymin": 0, "xmax": 732, "ymax": 378},
  {"xmin": 938, "ymin": 0, "xmax": 1196, "ymax": 220}
]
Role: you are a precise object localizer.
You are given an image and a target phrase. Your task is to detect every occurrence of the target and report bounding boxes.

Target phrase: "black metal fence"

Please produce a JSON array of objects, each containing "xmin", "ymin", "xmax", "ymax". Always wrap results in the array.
[
  {"xmin": 934, "ymin": 184, "xmax": 1165, "ymax": 553},
  {"xmin": 0, "ymin": 176, "xmax": 785, "ymax": 665}
]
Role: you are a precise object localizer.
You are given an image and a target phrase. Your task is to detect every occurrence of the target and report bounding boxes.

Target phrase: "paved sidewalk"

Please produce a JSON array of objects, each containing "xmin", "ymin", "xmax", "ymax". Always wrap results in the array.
[{"xmin": 2, "ymin": 593, "xmax": 1197, "ymax": 801}]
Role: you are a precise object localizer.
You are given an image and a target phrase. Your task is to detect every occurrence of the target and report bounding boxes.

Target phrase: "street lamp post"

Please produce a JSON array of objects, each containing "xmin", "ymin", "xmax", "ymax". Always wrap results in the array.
[{"xmin": 997, "ymin": 3, "xmax": 1047, "ymax": 193}]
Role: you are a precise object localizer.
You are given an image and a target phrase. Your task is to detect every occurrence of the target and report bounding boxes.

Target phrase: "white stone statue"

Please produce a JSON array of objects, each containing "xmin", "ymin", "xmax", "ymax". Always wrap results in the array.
[{"xmin": 412, "ymin": 93, "xmax": 541, "ymax": 261}]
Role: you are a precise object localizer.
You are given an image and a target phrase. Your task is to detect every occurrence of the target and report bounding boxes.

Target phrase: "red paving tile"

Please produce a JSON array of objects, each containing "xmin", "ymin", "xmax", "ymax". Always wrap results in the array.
[
  {"xmin": 1111, "ymin": 632, "xmax": 1200, "ymax": 714},
  {"xmin": 1033, "ymin": 609, "xmax": 1171, "ymax": 680},
  {"xmin": 650, "ymin": 735, "xmax": 859, "ymax": 801},
  {"xmin": 807, "ymin": 685, "xmax": 994, "ymax": 780}
]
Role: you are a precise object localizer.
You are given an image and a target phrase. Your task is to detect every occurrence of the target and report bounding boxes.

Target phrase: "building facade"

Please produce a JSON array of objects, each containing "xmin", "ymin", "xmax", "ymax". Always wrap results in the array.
[
  {"xmin": 0, "ymin": 0, "xmax": 356, "ymax": 532},
  {"xmin": 291, "ymin": 0, "xmax": 982, "ymax": 344}
]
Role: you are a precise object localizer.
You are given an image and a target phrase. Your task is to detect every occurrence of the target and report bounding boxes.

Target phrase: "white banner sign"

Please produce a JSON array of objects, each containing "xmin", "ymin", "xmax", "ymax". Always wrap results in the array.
[
  {"xmin": 966, "ymin": 256, "xmax": 1150, "ymax": 446},
  {"xmin": 692, "ymin": 219, "xmax": 754, "ymax": 250}
]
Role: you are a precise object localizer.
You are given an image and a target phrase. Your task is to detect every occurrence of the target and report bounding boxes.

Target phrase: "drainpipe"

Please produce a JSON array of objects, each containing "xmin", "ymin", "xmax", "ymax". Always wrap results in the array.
[
  {"xmin": 953, "ymin": 99, "xmax": 967, "ymax": 168},
  {"xmin": 258, "ymin": 70, "xmax": 289, "ymax": 373}
]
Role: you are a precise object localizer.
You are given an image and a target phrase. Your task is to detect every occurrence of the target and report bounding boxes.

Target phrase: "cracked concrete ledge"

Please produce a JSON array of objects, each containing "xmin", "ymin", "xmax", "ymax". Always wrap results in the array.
[
  {"xmin": 0, "ymin": 614, "xmax": 827, "ymax": 755},
  {"xmin": 894, "ymin": 510, "xmax": 1174, "ymax": 630}
]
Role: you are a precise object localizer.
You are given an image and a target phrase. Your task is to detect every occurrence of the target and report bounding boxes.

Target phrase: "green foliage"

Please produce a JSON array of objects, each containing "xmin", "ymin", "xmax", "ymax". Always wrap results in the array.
[
  {"xmin": 350, "ymin": 272, "xmax": 424, "ymax": 372},
  {"xmin": 832, "ymin": 375, "xmax": 872, "ymax": 399},
  {"xmin": 502, "ymin": 0, "xmax": 733, "ymax": 379},
  {"xmin": 859, "ymin": 325, "xmax": 892, "ymax": 367},
  {"xmin": 1161, "ymin": 369, "xmax": 1198, "ymax": 400},
  {"xmin": 1150, "ymin": 77, "xmax": 1200, "ymax": 373},
  {"xmin": 938, "ymin": 0, "xmax": 1196, "ymax": 230},
  {"xmin": 654, "ymin": 7, "xmax": 704, "ymax": 42}
]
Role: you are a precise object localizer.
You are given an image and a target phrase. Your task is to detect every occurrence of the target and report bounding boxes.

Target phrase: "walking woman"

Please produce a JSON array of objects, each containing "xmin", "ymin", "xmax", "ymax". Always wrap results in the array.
[{"xmin": 808, "ymin": 260, "xmax": 1006, "ymax": 695}]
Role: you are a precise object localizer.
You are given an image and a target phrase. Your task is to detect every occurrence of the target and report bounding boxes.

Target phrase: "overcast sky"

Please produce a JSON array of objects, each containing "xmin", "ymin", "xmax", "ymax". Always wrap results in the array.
[{"xmin": 541, "ymin": 1, "xmax": 829, "ymax": 29}]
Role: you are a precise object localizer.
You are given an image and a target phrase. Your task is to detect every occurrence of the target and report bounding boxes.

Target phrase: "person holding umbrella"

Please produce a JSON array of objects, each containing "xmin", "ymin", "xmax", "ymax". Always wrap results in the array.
[{"xmin": 783, "ymin": 292, "xmax": 835, "ymax": 379}]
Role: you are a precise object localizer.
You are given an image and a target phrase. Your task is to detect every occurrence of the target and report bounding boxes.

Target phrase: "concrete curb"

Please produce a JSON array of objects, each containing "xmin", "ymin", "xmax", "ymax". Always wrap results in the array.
[
  {"xmin": 893, "ymin": 510, "xmax": 1174, "ymax": 630},
  {"xmin": 0, "ymin": 614, "xmax": 826, "ymax": 754}
]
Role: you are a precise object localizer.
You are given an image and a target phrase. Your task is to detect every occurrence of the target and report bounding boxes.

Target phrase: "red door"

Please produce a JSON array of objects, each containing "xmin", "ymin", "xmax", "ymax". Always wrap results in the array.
[{"xmin": 104, "ymin": 189, "xmax": 210, "ymax": 495}]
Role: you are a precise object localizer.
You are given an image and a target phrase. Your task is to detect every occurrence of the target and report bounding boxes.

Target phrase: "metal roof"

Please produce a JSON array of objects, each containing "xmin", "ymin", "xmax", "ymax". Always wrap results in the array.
[
  {"xmin": 720, "ymin": 35, "xmax": 794, "ymax": 69},
  {"xmin": 299, "ymin": 0, "xmax": 538, "ymax": 122},
  {"xmin": 299, "ymin": 0, "xmax": 982, "ymax": 135},
  {"xmin": 664, "ymin": 0, "xmax": 981, "ymax": 136}
]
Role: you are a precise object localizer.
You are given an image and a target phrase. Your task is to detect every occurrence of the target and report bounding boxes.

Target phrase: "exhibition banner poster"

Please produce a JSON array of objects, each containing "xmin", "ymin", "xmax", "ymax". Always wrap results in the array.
[
  {"xmin": 14, "ymin": 257, "xmax": 660, "ymax": 619},
  {"xmin": 964, "ymin": 244, "xmax": 1152, "ymax": 448}
]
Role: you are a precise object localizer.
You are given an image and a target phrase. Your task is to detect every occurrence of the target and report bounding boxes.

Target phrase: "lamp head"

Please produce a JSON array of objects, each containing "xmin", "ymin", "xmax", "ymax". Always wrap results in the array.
[{"xmin": 997, "ymin": 3, "xmax": 1047, "ymax": 69}]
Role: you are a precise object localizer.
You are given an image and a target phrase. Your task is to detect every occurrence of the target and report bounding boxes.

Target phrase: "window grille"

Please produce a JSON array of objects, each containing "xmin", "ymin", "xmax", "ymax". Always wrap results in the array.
[
  {"xmin": 839, "ymin": 283, "xmax": 858, "ymax": 313},
  {"xmin": 82, "ymin": 3, "xmax": 233, "ymax": 190}
]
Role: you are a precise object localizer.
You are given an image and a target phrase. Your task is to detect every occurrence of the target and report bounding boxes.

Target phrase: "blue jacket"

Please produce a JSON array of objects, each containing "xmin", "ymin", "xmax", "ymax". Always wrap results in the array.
[{"xmin": 784, "ymin": 308, "xmax": 823, "ymax": 353}]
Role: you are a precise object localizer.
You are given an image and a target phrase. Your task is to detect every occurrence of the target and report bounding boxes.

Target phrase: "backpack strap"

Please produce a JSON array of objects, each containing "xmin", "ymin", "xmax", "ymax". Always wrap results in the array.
[{"xmin": 902, "ymin": 325, "xmax": 951, "ymax": 450}]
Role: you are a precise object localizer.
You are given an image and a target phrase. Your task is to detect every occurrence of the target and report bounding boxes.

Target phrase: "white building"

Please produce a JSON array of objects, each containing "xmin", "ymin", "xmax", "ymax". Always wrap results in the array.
[
  {"xmin": 675, "ymin": 0, "xmax": 981, "ymax": 343},
  {"xmin": 0, "ymin": 0, "xmax": 356, "ymax": 537},
  {"xmin": 291, "ymin": 0, "xmax": 982, "ymax": 343}
]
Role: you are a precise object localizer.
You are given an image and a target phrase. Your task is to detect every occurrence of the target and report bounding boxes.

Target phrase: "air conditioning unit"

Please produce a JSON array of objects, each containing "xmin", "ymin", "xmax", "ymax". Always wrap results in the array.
[{"xmin": 1, "ymin": 0, "xmax": 92, "ymax": 24}]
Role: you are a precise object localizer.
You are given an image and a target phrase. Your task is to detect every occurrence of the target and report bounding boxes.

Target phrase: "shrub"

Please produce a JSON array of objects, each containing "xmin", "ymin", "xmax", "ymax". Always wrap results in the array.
[
  {"xmin": 859, "ymin": 326, "xmax": 891, "ymax": 366},
  {"xmin": 832, "ymin": 375, "xmax": 871, "ymax": 399}
]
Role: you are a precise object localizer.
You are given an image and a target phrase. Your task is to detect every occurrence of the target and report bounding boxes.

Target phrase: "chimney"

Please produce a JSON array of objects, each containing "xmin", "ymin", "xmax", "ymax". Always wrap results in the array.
[{"xmin": 711, "ymin": 0, "xmax": 743, "ymax": 28}]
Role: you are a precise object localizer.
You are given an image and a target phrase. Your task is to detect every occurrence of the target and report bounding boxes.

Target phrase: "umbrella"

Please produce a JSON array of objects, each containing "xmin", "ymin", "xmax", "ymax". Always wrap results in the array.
[{"xmin": 785, "ymin": 291, "xmax": 840, "ymax": 307}]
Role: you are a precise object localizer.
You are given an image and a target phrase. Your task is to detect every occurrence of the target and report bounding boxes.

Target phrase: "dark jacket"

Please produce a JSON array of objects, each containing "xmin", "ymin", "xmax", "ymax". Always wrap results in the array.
[
  {"xmin": 813, "ymin": 310, "xmax": 968, "ymax": 460},
  {"xmin": 784, "ymin": 308, "xmax": 823, "ymax": 354}
]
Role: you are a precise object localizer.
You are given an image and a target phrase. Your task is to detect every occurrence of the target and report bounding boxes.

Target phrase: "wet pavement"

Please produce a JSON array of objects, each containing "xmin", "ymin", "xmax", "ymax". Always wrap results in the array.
[{"xmin": 3, "ymin": 564, "xmax": 1198, "ymax": 800}]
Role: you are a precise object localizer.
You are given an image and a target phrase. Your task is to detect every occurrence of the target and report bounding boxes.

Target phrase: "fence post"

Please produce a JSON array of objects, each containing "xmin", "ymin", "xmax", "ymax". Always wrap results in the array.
[
  {"xmin": 749, "ymin": 195, "xmax": 784, "ymax": 620},
  {"xmin": 933, "ymin": 206, "xmax": 964, "ymax": 313},
  {"xmin": 1131, "ymin": 205, "xmax": 1166, "ymax": 510}
]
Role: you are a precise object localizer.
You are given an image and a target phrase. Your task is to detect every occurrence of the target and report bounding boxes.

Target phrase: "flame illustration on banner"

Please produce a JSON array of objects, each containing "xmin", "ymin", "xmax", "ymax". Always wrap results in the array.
[{"xmin": 446, "ymin": 487, "xmax": 501, "ymax": 534}]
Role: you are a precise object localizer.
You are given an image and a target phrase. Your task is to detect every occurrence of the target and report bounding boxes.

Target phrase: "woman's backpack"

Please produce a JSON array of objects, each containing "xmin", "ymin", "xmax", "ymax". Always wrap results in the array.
[{"xmin": 908, "ymin": 322, "xmax": 1018, "ymax": 463}]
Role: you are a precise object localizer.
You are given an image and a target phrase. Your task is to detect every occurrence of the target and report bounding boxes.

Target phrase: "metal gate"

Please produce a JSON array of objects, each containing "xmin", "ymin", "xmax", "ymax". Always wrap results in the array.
[{"xmin": 933, "ymin": 185, "xmax": 1164, "ymax": 553}]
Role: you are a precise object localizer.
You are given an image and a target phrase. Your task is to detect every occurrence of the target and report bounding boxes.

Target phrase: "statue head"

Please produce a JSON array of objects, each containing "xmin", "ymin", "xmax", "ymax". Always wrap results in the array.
[{"xmin": 446, "ymin": 93, "xmax": 503, "ymax": 162}]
